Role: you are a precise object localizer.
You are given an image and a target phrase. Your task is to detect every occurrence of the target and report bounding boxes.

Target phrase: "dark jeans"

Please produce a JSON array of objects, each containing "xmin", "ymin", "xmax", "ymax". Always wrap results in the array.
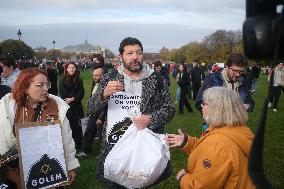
[
  {"xmin": 67, "ymin": 113, "xmax": 83, "ymax": 150},
  {"xmin": 82, "ymin": 115, "xmax": 103, "ymax": 155},
  {"xmin": 269, "ymin": 86, "xmax": 282, "ymax": 109},
  {"xmin": 192, "ymin": 82, "xmax": 201, "ymax": 101},
  {"xmin": 179, "ymin": 92, "xmax": 193, "ymax": 113}
]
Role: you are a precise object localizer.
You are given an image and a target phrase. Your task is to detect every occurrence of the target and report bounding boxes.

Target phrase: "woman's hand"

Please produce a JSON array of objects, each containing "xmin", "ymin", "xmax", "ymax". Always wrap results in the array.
[
  {"xmin": 64, "ymin": 97, "xmax": 75, "ymax": 104},
  {"xmin": 68, "ymin": 169, "xmax": 77, "ymax": 184},
  {"xmin": 166, "ymin": 129, "xmax": 185, "ymax": 147}
]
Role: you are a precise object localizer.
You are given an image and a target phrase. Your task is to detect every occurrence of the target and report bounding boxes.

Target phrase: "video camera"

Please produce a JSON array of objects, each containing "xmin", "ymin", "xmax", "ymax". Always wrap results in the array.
[
  {"xmin": 243, "ymin": 0, "xmax": 284, "ymax": 59},
  {"xmin": 244, "ymin": 1, "xmax": 284, "ymax": 189}
]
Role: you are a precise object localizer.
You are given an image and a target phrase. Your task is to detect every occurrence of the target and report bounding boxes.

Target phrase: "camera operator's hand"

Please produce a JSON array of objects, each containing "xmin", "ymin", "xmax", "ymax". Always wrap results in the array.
[{"xmin": 102, "ymin": 81, "xmax": 124, "ymax": 100}]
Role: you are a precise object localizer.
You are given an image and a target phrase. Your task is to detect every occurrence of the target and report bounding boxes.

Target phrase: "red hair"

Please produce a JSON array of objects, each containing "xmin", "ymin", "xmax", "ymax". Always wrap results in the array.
[{"xmin": 12, "ymin": 68, "xmax": 48, "ymax": 106}]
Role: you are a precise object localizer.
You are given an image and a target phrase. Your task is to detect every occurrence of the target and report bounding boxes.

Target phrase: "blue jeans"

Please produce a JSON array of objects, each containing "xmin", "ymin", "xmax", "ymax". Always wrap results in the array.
[
  {"xmin": 251, "ymin": 79, "xmax": 258, "ymax": 91},
  {"xmin": 176, "ymin": 86, "xmax": 181, "ymax": 102}
]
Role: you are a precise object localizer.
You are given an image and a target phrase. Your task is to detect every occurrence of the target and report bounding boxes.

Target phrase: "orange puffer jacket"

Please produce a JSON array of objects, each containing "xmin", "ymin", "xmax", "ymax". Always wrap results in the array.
[{"xmin": 180, "ymin": 126, "xmax": 256, "ymax": 189}]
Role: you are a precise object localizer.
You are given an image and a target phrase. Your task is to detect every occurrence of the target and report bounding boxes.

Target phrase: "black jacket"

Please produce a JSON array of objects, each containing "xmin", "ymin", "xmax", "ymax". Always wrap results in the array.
[
  {"xmin": 0, "ymin": 85, "xmax": 11, "ymax": 99},
  {"xmin": 47, "ymin": 68, "xmax": 58, "ymax": 95},
  {"xmin": 190, "ymin": 66, "xmax": 204, "ymax": 84},
  {"xmin": 177, "ymin": 71, "xmax": 190, "ymax": 95},
  {"xmin": 59, "ymin": 78, "xmax": 85, "ymax": 118}
]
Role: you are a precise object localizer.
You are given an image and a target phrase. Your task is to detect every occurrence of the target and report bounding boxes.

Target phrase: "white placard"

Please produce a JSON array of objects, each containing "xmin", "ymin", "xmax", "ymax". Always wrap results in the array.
[
  {"xmin": 18, "ymin": 123, "xmax": 68, "ymax": 189},
  {"xmin": 107, "ymin": 92, "xmax": 141, "ymax": 144}
]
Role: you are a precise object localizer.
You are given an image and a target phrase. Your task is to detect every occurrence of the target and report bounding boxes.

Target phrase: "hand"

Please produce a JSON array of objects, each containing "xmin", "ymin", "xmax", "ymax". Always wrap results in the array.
[
  {"xmin": 166, "ymin": 129, "xmax": 185, "ymax": 148},
  {"xmin": 102, "ymin": 81, "xmax": 124, "ymax": 100},
  {"xmin": 133, "ymin": 114, "xmax": 151, "ymax": 130},
  {"xmin": 176, "ymin": 169, "xmax": 187, "ymax": 181},
  {"xmin": 64, "ymin": 97, "xmax": 74, "ymax": 104},
  {"xmin": 68, "ymin": 170, "xmax": 77, "ymax": 184},
  {"xmin": 96, "ymin": 119, "xmax": 103, "ymax": 126}
]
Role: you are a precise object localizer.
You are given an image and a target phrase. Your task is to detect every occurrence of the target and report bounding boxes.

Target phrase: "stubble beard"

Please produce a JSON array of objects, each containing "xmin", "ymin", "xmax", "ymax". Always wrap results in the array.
[{"xmin": 123, "ymin": 61, "xmax": 143, "ymax": 72}]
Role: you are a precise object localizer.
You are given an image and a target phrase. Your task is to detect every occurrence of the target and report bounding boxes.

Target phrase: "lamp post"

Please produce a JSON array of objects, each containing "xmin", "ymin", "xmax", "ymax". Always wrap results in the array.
[
  {"xmin": 52, "ymin": 40, "xmax": 56, "ymax": 60},
  {"xmin": 17, "ymin": 29, "xmax": 23, "ymax": 60},
  {"xmin": 17, "ymin": 29, "xmax": 22, "ymax": 41}
]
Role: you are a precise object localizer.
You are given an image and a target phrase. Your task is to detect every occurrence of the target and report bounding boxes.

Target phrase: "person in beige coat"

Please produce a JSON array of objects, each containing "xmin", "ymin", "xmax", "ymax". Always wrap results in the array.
[{"xmin": 268, "ymin": 62, "xmax": 284, "ymax": 112}]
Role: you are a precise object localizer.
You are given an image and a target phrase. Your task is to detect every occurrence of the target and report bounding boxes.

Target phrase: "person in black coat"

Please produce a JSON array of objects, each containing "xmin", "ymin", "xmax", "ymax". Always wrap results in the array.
[
  {"xmin": 177, "ymin": 64, "xmax": 193, "ymax": 114},
  {"xmin": 250, "ymin": 63, "xmax": 261, "ymax": 93},
  {"xmin": 190, "ymin": 63, "xmax": 205, "ymax": 101},
  {"xmin": 0, "ymin": 84, "xmax": 11, "ymax": 99},
  {"xmin": 59, "ymin": 62, "xmax": 85, "ymax": 151},
  {"xmin": 153, "ymin": 60, "xmax": 170, "ymax": 87},
  {"xmin": 46, "ymin": 62, "xmax": 58, "ymax": 95}
]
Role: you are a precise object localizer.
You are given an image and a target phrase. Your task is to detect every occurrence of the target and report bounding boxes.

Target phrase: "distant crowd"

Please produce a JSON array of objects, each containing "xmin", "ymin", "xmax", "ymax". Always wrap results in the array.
[{"xmin": 1, "ymin": 37, "xmax": 284, "ymax": 189}]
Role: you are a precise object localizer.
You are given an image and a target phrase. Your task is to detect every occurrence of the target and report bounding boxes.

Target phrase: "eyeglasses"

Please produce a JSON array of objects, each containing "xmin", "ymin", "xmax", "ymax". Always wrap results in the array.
[
  {"xmin": 229, "ymin": 67, "xmax": 245, "ymax": 75},
  {"xmin": 32, "ymin": 82, "xmax": 51, "ymax": 89}
]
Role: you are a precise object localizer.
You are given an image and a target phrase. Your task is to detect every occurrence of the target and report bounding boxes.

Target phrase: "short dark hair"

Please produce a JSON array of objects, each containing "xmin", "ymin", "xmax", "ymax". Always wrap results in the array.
[
  {"xmin": 94, "ymin": 66, "xmax": 105, "ymax": 72},
  {"xmin": 153, "ymin": 60, "xmax": 162, "ymax": 67},
  {"xmin": 0, "ymin": 55, "xmax": 16, "ymax": 69},
  {"xmin": 92, "ymin": 54, "xmax": 104, "ymax": 64},
  {"xmin": 119, "ymin": 37, "xmax": 143, "ymax": 54},
  {"xmin": 226, "ymin": 53, "xmax": 248, "ymax": 68}
]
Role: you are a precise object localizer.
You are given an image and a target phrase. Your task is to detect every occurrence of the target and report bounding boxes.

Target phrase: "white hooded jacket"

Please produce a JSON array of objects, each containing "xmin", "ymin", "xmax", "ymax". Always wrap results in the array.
[{"xmin": 0, "ymin": 93, "xmax": 80, "ymax": 171}]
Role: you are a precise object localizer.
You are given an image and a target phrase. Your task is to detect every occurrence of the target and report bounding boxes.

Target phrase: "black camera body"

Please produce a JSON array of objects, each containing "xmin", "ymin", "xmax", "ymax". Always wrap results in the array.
[{"xmin": 243, "ymin": 0, "xmax": 284, "ymax": 59}]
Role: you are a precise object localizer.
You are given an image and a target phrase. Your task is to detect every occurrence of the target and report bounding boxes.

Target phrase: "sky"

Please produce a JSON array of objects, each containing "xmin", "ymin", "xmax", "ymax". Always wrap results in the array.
[{"xmin": 0, "ymin": 0, "xmax": 246, "ymax": 53}]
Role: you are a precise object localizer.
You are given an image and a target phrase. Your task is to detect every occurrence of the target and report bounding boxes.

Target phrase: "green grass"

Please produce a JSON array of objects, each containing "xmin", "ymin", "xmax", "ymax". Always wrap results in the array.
[{"xmin": 67, "ymin": 70, "xmax": 284, "ymax": 189}]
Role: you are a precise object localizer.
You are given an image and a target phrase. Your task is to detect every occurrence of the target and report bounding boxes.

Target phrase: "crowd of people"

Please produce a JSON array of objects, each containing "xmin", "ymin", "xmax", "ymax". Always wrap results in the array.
[{"xmin": 0, "ymin": 37, "xmax": 284, "ymax": 189}]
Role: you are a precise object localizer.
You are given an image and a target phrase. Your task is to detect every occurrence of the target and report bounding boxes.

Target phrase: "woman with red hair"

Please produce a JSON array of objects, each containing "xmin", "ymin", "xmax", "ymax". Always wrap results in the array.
[{"xmin": 0, "ymin": 68, "xmax": 79, "ymax": 188}]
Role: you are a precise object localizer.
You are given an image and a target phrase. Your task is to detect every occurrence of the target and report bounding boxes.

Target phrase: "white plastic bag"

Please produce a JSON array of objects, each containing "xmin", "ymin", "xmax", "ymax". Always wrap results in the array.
[{"xmin": 104, "ymin": 107, "xmax": 170, "ymax": 188}]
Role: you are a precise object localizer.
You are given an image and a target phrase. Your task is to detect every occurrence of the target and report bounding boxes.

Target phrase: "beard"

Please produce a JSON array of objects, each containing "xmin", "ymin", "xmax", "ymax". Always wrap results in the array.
[{"xmin": 123, "ymin": 61, "xmax": 143, "ymax": 72}]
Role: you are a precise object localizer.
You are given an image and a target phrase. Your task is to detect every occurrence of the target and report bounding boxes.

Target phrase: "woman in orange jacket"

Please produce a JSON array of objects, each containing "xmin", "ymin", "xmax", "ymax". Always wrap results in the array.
[{"xmin": 166, "ymin": 87, "xmax": 256, "ymax": 189}]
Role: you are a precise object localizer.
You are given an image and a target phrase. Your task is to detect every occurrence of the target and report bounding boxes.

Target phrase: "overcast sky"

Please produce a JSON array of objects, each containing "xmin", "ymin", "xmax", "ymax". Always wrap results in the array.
[{"xmin": 0, "ymin": 0, "xmax": 245, "ymax": 53}]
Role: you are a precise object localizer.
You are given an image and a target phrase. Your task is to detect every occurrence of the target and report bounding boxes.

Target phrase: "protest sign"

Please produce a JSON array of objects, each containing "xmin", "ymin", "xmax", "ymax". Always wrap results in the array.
[
  {"xmin": 107, "ymin": 92, "xmax": 141, "ymax": 144},
  {"xmin": 15, "ymin": 121, "xmax": 68, "ymax": 189}
]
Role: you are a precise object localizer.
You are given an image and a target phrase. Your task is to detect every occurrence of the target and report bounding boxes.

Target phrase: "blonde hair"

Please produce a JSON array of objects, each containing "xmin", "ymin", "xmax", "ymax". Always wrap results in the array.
[{"xmin": 203, "ymin": 87, "xmax": 248, "ymax": 127}]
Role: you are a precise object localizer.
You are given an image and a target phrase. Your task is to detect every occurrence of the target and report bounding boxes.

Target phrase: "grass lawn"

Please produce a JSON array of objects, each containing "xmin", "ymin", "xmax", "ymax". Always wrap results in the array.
[{"xmin": 67, "ymin": 70, "xmax": 284, "ymax": 189}]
